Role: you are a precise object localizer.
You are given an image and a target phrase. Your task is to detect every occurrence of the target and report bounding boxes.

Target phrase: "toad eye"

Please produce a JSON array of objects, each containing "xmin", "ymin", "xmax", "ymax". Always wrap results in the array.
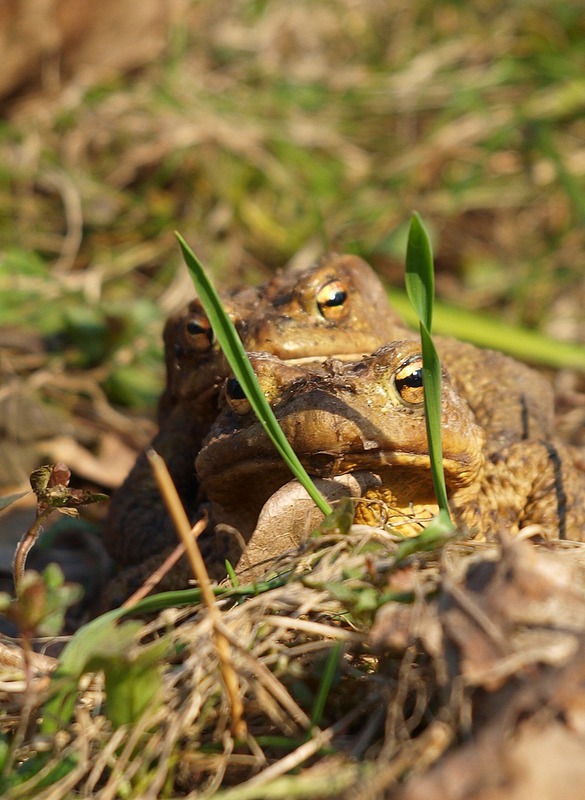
[
  {"xmin": 225, "ymin": 377, "xmax": 251, "ymax": 415},
  {"xmin": 184, "ymin": 313, "xmax": 214, "ymax": 352},
  {"xmin": 316, "ymin": 279, "xmax": 349, "ymax": 321},
  {"xmin": 394, "ymin": 356, "xmax": 424, "ymax": 406}
]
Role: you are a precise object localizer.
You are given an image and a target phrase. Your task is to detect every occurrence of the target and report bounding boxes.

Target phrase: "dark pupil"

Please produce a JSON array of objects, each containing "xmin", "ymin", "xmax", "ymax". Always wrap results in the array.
[
  {"xmin": 321, "ymin": 289, "xmax": 347, "ymax": 308},
  {"xmin": 226, "ymin": 377, "xmax": 247, "ymax": 401},
  {"xmin": 397, "ymin": 368, "xmax": 423, "ymax": 391},
  {"xmin": 186, "ymin": 319, "xmax": 213, "ymax": 343}
]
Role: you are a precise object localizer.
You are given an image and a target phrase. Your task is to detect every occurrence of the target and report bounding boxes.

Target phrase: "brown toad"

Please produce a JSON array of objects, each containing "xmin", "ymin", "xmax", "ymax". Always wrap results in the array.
[
  {"xmin": 197, "ymin": 339, "xmax": 583, "ymax": 543},
  {"xmin": 104, "ymin": 253, "xmax": 409, "ymax": 565}
]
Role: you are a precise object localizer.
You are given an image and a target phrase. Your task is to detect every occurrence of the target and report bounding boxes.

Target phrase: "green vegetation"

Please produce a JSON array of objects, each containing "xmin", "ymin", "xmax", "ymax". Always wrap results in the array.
[
  {"xmin": 1, "ymin": 0, "xmax": 584, "ymax": 416},
  {"xmin": 177, "ymin": 212, "xmax": 451, "ymax": 524}
]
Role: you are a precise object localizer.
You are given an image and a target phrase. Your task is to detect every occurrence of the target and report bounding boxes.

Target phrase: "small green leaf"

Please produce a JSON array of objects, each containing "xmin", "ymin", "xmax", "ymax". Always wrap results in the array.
[
  {"xmin": 29, "ymin": 464, "xmax": 107, "ymax": 514},
  {"xmin": 323, "ymin": 581, "xmax": 382, "ymax": 627},
  {"xmin": 42, "ymin": 610, "xmax": 168, "ymax": 732},
  {"xmin": 2, "ymin": 566, "xmax": 82, "ymax": 639},
  {"xmin": 405, "ymin": 212, "xmax": 434, "ymax": 332},
  {"xmin": 41, "ymin": 608, "xmax": 129, "ymax": 734},
  {"xmin": 317, "ymin": 497, "xmax": 355, "ymax": 536},
  {"xmin": 225, "ymin": 560, "xmax": 239, "ymax": 587},
  {"xmin": 29, "ymin": 465, "xmax": 56, "ymax": 495},
  {"xmin": 394, "ymin": 511, "xmax": 455, "ymax": 562},
  {"xmin": 98, "ymin": 638, "xmax": 167, "ymax": 729}
]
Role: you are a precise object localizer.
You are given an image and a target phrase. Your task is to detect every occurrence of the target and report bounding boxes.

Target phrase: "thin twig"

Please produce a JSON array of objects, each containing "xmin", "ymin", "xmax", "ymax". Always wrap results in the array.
[
  {"xmin": 222, "ymin": 703, "xmax": 367, "ymax": 795},
  {"xmin": 216, "ymin": 619, "xmax": 312, "ymax": 730},
  {"xmin": 122, "ymin": 539, "xmax": 193, "ymax": 609},
  {"xmin": 262, "ymin": 615, "xmax": 365, "ymax": 643},
  {"xmin": 147, "ymin": 448, "xmax": 246, "ymax": 738},
  {"xmin": 12, "ymin": 508, "xmax": 52, "ymax": 590}
]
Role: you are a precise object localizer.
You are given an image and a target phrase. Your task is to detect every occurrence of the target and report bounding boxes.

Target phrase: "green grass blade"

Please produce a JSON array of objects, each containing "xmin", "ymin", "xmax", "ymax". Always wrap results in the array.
[
  {"xmin": 386, "ymin": 289, "xmax": 585, "ymax": 372},
  {"xmin": 404, "ymin": 212, "xmax": 434, "ymax": 332},
  {"xmin": 404, "ymin": 213, "xmax": 452, "ymax": 522},
  {"xmin": 175, "ymin": 233, "xmax": 332, "ymax": 517},
  {"xmin": 417, "ymin": 327, "xmax": 451, "ymax": 516},
  {"xmin": 310, "ymin": 641, "xmax": 342, "ymax": 728}
]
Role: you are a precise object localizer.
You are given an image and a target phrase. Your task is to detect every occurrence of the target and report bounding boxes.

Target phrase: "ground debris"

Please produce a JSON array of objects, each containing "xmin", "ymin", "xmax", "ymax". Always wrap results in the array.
[
  {"xmin": 387, "ymin": 535, "xmax": 585, "ymax": 800},
  {"xmin": 2, "ymin": 531, "xmax": 585, "ymax": 796}
]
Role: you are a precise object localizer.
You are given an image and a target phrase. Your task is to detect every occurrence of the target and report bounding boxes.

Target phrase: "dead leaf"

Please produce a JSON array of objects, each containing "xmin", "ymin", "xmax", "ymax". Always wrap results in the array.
[
  {"xmin": 440, "ymin": 536, "xmax": 585, "ymax": 688},
  {"xmin": 236, "ymin": 471, "xmax": 383, "ymax": 579},
  {"xmin": 40, "ymin": 433, "xmax": 138, "ymax": 488}
]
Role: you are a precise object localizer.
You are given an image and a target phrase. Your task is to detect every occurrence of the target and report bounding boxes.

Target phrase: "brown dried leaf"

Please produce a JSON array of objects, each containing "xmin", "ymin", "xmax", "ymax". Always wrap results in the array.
[
  {"xmin": 236, "ymin": 472, "xmax": 381, "ymax": 579},
  {"xmin": 398, "ymin": 637, "xmax": 585, "ymax": 800},
  {"xmin": 370, "ymin": 601, "xmax": 443, "ymax": 657},
  {"xmin": 47, "ymin": 462, "xmax": 71, "ymax": 488},
  {"xmin": 440, "ymin": 536, "xmax": 585, "ymax": 688}
]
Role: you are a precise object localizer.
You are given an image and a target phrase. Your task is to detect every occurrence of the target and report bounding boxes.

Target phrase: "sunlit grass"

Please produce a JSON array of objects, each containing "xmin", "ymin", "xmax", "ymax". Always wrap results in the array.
[
  {"xmin": 2, "ymin": 0, "xmax": 585, "ymax": 413},
  {"xmin": 386, "ymin": 289, "xmax": 585, "ymax": 371}
]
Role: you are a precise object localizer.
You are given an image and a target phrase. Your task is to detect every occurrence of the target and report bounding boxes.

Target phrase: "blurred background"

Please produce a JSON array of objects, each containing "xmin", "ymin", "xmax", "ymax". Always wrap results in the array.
[{"xmin": 1, "ymin": 0, "xmax": 584, "ymax": 500}]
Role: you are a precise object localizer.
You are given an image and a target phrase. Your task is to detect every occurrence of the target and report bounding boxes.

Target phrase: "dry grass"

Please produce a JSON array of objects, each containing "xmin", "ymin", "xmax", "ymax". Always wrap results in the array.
[
  {"xmin": 0, "ymin": 526, "xmax": 445, "ymax": 798},
  {"xmin": 3, "ymin": 529, "xmax": 585, "ymax": 798},
  {"xmin": 3, "ymin": 1, "xmax": 585, "ymax": 304}
]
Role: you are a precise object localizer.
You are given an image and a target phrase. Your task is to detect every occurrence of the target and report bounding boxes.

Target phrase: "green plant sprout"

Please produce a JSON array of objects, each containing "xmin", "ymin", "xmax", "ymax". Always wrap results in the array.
[{"xmin": 404, "ymin": 212, "xmax": 453, "ymax": 529}]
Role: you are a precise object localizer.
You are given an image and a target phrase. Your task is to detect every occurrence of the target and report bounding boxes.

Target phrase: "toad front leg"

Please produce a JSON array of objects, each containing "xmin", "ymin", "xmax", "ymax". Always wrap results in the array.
[{"xmin": 454, "ymin": 439, "xmax": 585, "ymax": 541}]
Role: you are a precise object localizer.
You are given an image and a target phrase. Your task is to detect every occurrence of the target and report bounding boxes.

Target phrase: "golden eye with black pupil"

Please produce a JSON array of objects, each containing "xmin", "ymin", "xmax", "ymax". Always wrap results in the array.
[
  {"xmin": 315, "ymin": 279, "xmax": 348, "ymax": 320},
  {"xmin": 394, "ymin": 357, "xmax": 424, "ymax": 406},
  {"xmin": 225, "ymin": 377, "xmax": 251, "ymax": 414},
  {"xmin": 184, "ymin": 315, "xmax": 213, "ymax": 352}
]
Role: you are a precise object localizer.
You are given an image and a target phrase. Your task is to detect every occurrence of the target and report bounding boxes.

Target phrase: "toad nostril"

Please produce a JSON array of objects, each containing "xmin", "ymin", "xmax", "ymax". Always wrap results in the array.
[
  {"xmin": 226, "ymin": 377, "xmax": 246, "ymax": 401},
  {"xmin": 225, "ymin": 377, "xmax": 251, "ymax": 414}
]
